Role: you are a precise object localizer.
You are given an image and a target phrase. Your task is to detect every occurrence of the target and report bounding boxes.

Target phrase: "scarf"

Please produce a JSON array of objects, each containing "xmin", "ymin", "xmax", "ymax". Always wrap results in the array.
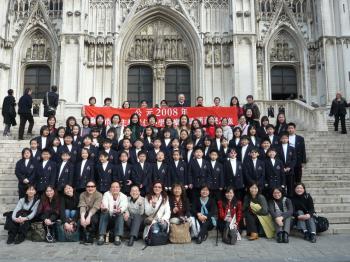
[{"xmin": 200, "ymin": 197, "xmax": 216, "ymax": 226}]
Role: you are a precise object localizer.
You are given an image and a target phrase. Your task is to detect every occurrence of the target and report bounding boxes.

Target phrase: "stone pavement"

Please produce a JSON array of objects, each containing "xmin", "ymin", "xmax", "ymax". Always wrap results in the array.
[{"xmin": 0, "ymin": 234, "xmax": 350, "ymax": 262}]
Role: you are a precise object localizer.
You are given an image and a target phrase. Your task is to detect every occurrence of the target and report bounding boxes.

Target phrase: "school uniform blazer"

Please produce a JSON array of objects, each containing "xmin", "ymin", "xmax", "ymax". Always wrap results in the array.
[
  {"xmin": 187, "ymin": 158, "xmax": 211, "ymax": 188},
  {"xmin": 210, "ymin": 138, "xmax": 222, "ymax": 152},
  {"xmin": 74, "ymin": 159, "xmax": 95, "ymax": 190},
  {"xmin": 168, "ymin": 148, "xmax": 186, "ymax": 161},
  {"xmin": 268, "ymin": 135, "xmax": 280, "ymax": 148},
  {"xmin": 161, "ymin": 139, "xmax": 173, "ymax": 154},
  {"xmin": 249, "ymin": 136, "xmax": 261, "ymax": 148},
  {"xmin": 169, "ymin": 160, "xmax": 188, "ymax": 186},
  {"xmin": 294, "ymin": 135, "xmax": 306, "ymax": 166},
  {"xmin": 35, "ymin": 160, "xmax": 57, "ymax": 192},
  {"xmin": 55, "ymin": 161, "xmax": 74, "ymax": 191},
  {"xmin": 105, "ymin": 149, "xmax": 119, "ymax": 165},
  {"xmin": 193, "ymin": 137, "xmax": 204, "ymax": 148},
  {"xmin": 31, "ymin": 149, "xmax": 42, "ymax": 162},
  {"xmin": 237, "ymin": 144, "xmax": 254, "ymax": 164},
  {"xmin": 15, "ymin": 159, "xmax": 36, "ymax": 187},
  {"xmin": 72, "ymin": 136, "xmax": 83, "ymax": 148},
  {"xmin": 78, "ymin": 146, "xmax": 99, "ymax": 163},
  {"xmin": 131, "ymin": 162, "xmax": 152, "ymax": 190},
  {"xmin": 115, "ymin": 163, "xmax": 134, "ymax": 193},
  {"xmin": 223, "ymin": 159, "xmax": 245, "ymax": 190},
  {"xmin": 147, "ymin": 148, "xmax": 160, "ymax": 164},
  {"xmin": 49, "ymin": 146, "xmax": 61, "ymax": 163},
  {"xmin": 277, "ymin": 145, "xmax": 297, "ymax": 174},
  {"xmin": 258, "ymin": 148, "xmax": 269, "ymax": 161},
  {"xmin": 228, "ymin": 138, "xmax": 241, "ymax": 149},
  {"xmin": 208, "ymin": 161, "xmax": 224, "ymax": 190},
  {"xmin": 203, "ymin": 147, "xmax": 211, "ymax": 161},
  {"xmin": 257, "ymin": 126, "xmax": 268, "ymax": 139},
  {"xmin": 243, "ymin": 158, "xmax": 265, "ymax": 189},
  {"xmin": 143, "ymin": 137, "xmax": 154, "ymax": 151},
  {"xmin": 95, "ymin": 162, "xmax": 116, "ymax": 193},
  {"xmin": 264, "ymin": 159, "xmax": 286, "ymax": 189},
  {"xmin": 276, "ymin": 123, "xmax": 288, "ymax": 138},
  {"xmin": 34, "ymin": 136, "xmax": 52, "ymax": 150},
  {"xmin": 57, "ymin": 145, "xmax": 79, "ymax": 163},
  {"xmin": 151, "ymin": 162, "xmax": 170, "ymax": 188},
  {"xmin": 183, "ymin": 150, "xmax": 194, "ymax": 164},
  {"xmin": 129, "ymin": 148, "xmax": 140, "ymax": 165},
  {"xmin": 219, "ymin": 147, "xmax": 230, "ymax": 163}
]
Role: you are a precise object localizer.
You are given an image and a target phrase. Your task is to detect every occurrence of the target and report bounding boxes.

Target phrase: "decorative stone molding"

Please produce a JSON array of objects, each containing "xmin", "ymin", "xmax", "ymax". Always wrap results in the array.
[{"xmin": 23, "ymin": 31, "xmax": 52, "ymax": 62}]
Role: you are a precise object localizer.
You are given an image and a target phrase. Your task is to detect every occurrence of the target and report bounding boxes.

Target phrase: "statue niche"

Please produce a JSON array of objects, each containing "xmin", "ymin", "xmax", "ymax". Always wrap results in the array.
[{"xmin": 24, "ymin": 31, "xmax": 52, "ymax": 62}]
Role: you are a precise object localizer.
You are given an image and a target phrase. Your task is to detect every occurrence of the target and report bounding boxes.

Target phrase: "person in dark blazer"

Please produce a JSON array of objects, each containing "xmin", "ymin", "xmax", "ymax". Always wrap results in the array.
[
  {"xmin": 223, "ymin": 148, "xmax": 245, "ymax": 201},
  {"xmin": 74, "ymin": 148, "xmax": 95, "ymax": 194},
  {"xmin": 79, "ymin": 135, "xmax": 99, "ymax": 163},
  {"xmin": 35, "ymin": 149, "xmax": 57, "ymax": 195},
  {"xmin": 277, "ymin": 133, "xmax": 296, "ymax": 197},
  {"xmin": 43, "ymin": 85, "xmax": 59, "ymax": 117},
  {"xmin": 329, "ymin": 92, "xmax": 349, "ymax": 134},
  {"xmin": 94, "ymin": 151, "xmax": 116, "ymax": 194},
  {"xmin": 266, "ymin": 124, "xmax": 280, "ymax": 148},
  {"xmin": 55, "ymin": 152, "xmax": 74, "ymax": 193},
  {"xmin": 183, "ymin": 139, "xmax": 195, "ymax": 164},
  {"xmin": 57, "ymin": 134, "xmax": 79, "ymax": 164},
  {"xmin": 161, "ymin": 128, "xmax": 173, "ymax": 155},
  {"xmin": 218, "ymin": 137, "xmax": 230, "ymax": 163},
  {"xmin": 101, "ymin": 138, "xmax": 119, "ymax": 165},
  {"xmin": 15, "ymin": 148, "xmax": 36, "ymax": 198},
  {"xmin": 192, "ymin": 127, "xmax": 205, "ymax": 148},
  {"xmin": 207, "ymin": 149, "xmax": 224, "ymax": 201},
  {"xmin": 187, "ymin": 147, "xmax": 211, "ymax": 198},
  {"xmin": 2, "ymin": 89, "xmax": 16, "ymax": 136},
  {"xmin": 264, "ymin": 148, "xmax": 286, "ymax": 197},
  {"xmin": 191, "ymin": 185, "xmax": 217, "ymax": 244},
  {"xmin": 147, "ymin": 138, "xmax": 163, "ymax": 164},
  {"xmin": 275, "ymin": 112, "xmax": 288, "ymax": 138},
  {"xmin": 34, "ymin": 125, "xmax": 52, "ymax": 150},
  {"xmin": 30, "ymin": 139, "xmax": 42, "ymax": 162},
  {"xmin": 151, "ymin": 151, "xmax": 171, "ymax": 191},
  {"xmin": 115, "ymin": 151, "xmax": 134, "ymax": 194},
  {"xmin": 129, "ymin": 139, "xmax": 144, "ymax": 165},
  {"xmin": 173, "ymin": 93, "xmax": 190, "ymax": 107},
  {"xmin": 237, "ymin": 135, "xmax": 253, "ymax": 164},
  {"xmin": 259, "ymin": 138, "xmax": 271, "ymax": 161},
  {"xmin": 244, "ymin": 148, "xmax": 265, "ymax": 191},
  {"xmin": 257, "ymin": 116, "xmax": 269, "ymax": 139},
  {"xmin": 18, "ymin": 88, "xmax": 34, "ymax": 140},
  {"xmin": 248, "ymin": 125, "xmax": 261, "ymax": 148},
  {"xmin": 169, "ymin": 149, "xmax": 189, "ymax": 188},
  {"xmin": 131, "ymin": 151, "xmax": 152, "ymax": 195},
  {"xmin": 287, "ymin": 123, "xmax": 306, "ymax": 183},
  {"xmin": 229, "ymin": 127, "xmax": 243, "ymax": 149}
]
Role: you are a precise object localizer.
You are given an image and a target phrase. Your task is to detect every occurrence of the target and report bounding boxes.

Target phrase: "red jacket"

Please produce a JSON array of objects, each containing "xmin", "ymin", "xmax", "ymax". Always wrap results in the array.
[{"xmin": 217, "ymin": 199, "xmax": 243, "ymax": 227}]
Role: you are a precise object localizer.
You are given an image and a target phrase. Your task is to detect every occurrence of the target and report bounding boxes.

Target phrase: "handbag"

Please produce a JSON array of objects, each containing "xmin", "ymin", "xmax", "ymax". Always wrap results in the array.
[
  {"xmin": 29, "ymin": 222, "xmax": 46, "ymax": 242},
  {"xmin": 314, "ymin": 215, "xmax": 329, "ymax": 233},
  {"xmin": 56, "ymin": 223, "xmax": 80, "ymax": 242},
  {"xmin": 144, "ymin": 223, "xmax": 169, "ymax": 246},
  {"xmin": 144, "ymin": 203, "xmax": 162, "ymax": 226},
  {"xmin": 169, "ymin": 222, "xmax": 191, "ymax": 244},
  {"xmin": 222, "ymin": 225, "xmax": 238, "ymax": 245},
  {"xmin": 44, "ymin": 92, "xmax": 56, "ymax": 116}
]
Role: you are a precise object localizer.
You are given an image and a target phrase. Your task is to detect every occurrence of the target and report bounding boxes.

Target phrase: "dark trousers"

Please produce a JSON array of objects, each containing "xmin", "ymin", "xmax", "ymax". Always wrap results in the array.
[
  {"xmin": 245, "ymin": 211, "xmax": 260, "ymax": 234},
  {"xmin": 285, "ymin": 173, "xmax": 295, "ymax": 197},
  {"xmin": 80, "ymin": 213, "xmax": 99, "ymax": 237},
  {"xmin": 18, "ymin": 114, "xmax": 34, "ymax": 139},
  {"xmin": 294, "ymin": 165, "xmax": 303, "ymax": 183},
  {"xmin": 98, "ymin": 212, "xmax": 124, "ymax": 237},
  {"xmin": 334, "ymin": 114, "xmax": 346, "ymax": 132},
  {"xmin": 7, "ymin": 219, "xmax": 31, "ymax": 239},
  {"xmin": 3, "ymin": 124, "xmax": 11, "ymax": 135},
  {"xmin": 198, "ymin": 216, "xmax": 214, "ymax": 238},
  {"xmin": 234, "ymin": 188, "xmax": 246, "ymax": 202},
  {"xmin": 125, "ymin": 213, "xmax": 143, "ymax": 238},
  {"xmin": 210, "ymin": 189, "xmax": 223, "ymax": 202}
]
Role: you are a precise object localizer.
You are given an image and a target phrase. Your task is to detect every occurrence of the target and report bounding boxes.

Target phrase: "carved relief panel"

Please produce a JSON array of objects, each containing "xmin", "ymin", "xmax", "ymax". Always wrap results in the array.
[
  {"xmin": 269, "ymin": 31, "xmax": 298, "ymax": 62},
  {"xmin": 204, "ymin": 33, "xmax": 232, "ymax": 67},
  {"xmin": 85, "ymin": 36, "xmax": 113, "ymax": 67},
  {"xmin": 23, "ymin": 31, "xmax": 52, "ymax": 62}
]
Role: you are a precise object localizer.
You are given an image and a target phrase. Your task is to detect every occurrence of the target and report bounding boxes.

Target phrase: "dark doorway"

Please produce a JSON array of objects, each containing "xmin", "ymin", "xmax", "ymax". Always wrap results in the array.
[
  {"xmin": 23, "ymin": 65, "xmax": 51, "ymax": 99},
  {"xmin": 165, "ymin": 66, "xmax": 191, "ymax": 106},
  {"xmin": 127, "ymin": 66, "xmax": 153, "ymax": 107},
  {"xmin": 271, "ymin": 66, "xmax": 297, "ymax": 100}
]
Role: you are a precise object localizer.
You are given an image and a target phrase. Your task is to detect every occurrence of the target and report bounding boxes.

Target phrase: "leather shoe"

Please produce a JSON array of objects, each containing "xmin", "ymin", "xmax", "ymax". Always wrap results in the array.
[
  {"xmin": 127, "ymin": 236, "xmax": 134, "ymax": 247},
  {"xmin": 283, "ymin": 232, "xmax": 289, "ymax": 243},
  {"xmin": 97, "ymin": 235, "xmax": 105, "ymax": 246},
  {"xmin": 196, "ymin": 235, "xmax": 203, "ymax": 244},
  {"xmin": 248, "ymin": 232, "xmax": 259, "ymax": 241},
  {"xmin": 310, "ymin": 233, "xmax": 316, "ymax": 243},
  {"xmin": 203, "ymin": 233, "xmax": 208, "ymax": 241},
  {"xmin": 7, "ymin": 235, "xmax": 15, "ymax": 244},
  {"xmin": 114, "ymin": 236, "xmax": 121, "ymax": 246},
  {"xmin": 277, "ymin": 232, "xmax": 283, "ymax": 243}
]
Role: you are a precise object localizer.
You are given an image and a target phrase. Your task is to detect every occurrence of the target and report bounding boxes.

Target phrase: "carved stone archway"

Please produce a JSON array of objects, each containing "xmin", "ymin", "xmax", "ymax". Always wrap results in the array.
[{"xmin": 115, "ymin": 7, "xmax": 202, "ymax": 106}]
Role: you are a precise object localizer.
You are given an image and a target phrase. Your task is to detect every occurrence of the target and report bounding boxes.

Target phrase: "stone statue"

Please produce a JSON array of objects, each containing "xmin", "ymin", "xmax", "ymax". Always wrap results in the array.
[
  {"xmin": 153, "ymin": 63, "xmax": 165, "ymax": 80},
  {"xmin": 96, "ymin": 45, "xmax": 104, "ymax": 62},
  {"xmin": 32, "ymin": 44, "xmax": 38, "ymax": 60},
  {"xmin": 223, "ymin": 45, "xmax": 230, "ymax": 64},
  {"xmin": 88, "ymin": 44, "xmax": 95, "ymax": 63},
  {"xmin": 276, "ymin": 42, "xmax": 283, "ymax": 60},
  {"xmin": 164, "ymin": 39, "xmax": 171, "ymax": 59},
  {"xmin": 106, "ymin": 45, "xmax": 113, "ymax": 64},
  {"xmin": 177, "ymin": 39, "xmax": 184, "ymax": 59},
  {"xmin": 45, "ymin": 48, "xmax": 52, "ymax": 60},
  {"xmin": 128, "ymin": 46, "xmax": 135, "ymax": 60},
  {"xmin": 135, "ymin": 39, "xmax": 141, "ymax": 59},
  {"xmin": 283, "ymin": 42, "xmax": 289, "ymax": 60},
  {"xmin": 154, "ymin": 37, "xmax": 164, "ymax": 60},
  {"xmin": 205, "ymin": 45, "xmax": 212, "ymax": 64},
  {"xmin": 214, "ymin": 45, "xmax": 221, "ymax": 64},
  {"xmin": 148, "ymin": 37, "xmax": 154, "ymax": 59},
  {"xmin": 171, "ymin": 38, "xmax": 177, "ymax": 59},
  {"xmin": 26, "ymin": 48, "xmax": 32, "ymax": 60},
  {"xmin": 142, "ymin": 38, "xmax": 148, "ymax": 59},
  {"xmin": 38, "ymin": 44, "xmax": 45, "ymax": 60}
]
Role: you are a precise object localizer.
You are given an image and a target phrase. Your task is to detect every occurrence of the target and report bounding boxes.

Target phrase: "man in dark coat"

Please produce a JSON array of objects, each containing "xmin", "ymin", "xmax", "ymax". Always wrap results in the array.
[
  {"xmin": 43, "ymin": 85, "xmax": 59, "ymax": 117},
  {"xmin": 2, "ymin": 89, "xmax": 16, "ymax": 136},
  {"xmin": 18, "ymin": 88, "xmax": 34, "ymax": 140},
  {"xmin": 330, "ymin": 92, "xmax": 349, "ymax": 134},
  {"xmin": 173, "ymin": 93, "xmax": 190, "ymax": 107},
  {"xmin": 243, "ymin": 95, "xmax": 261, "ymax": 122}
]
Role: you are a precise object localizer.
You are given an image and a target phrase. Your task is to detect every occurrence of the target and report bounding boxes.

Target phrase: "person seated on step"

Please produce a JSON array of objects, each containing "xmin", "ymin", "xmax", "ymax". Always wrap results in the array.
[
  {"xmin": 243, "ymin": 183, "xmax": 273, "ymax": 241},
  {"xmin": 6, "ymin": 184, "xmax": 40, "ymax": 244},
  {"xmin": 268, "ymin": 187, "xmax": 293, "ymax": 244},
  {"xmin": 97, "ymin": 181, "xmax": 128, "ymax": 246},
  {"xmin": 36, "ymin": 185, "xmax": 60, "ymax": 242},
  {"xmin": 78, "ymin": 180, "xmax": 102, "ymax": 245},
  {"xmin": 292, "ymin": 183, "xmax": 317, "ymax": 243},
  {"xmin": 191, "ymin": 185, "xmax": 217, "ymax": 244},
  {"xmin": 124, "ymin": 185, "xmax": 145, "ymax": 246}
]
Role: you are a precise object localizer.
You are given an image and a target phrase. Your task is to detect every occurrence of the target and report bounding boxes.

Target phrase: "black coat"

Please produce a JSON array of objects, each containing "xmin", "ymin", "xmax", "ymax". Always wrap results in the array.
[
  {"xmin": 187, "ymin": 158, "xmax": 211, "ymax": 188},
  {"xmin": 74, "ymin": 159, "xmax": 95, "ymax": 190},
  {"xmin": 169, "ymin": 160, "xmax": 188, "ymax": 186},
  {"xmin": 244, "ymin": 158, "xmax": 265, "ymax": 189},
  {"xmin": 208, "ymin": 161, "xmax": 224, "ymax": 190},
  {"xmin": 55, "ymin": 161, "xmax": 74, "ymax": 191},
  {"xmin": 43, "ymin": 91, "xmax": 59, "ymax": 116},
  {"xmin": 292, "ymin": 193, "xmax": 315, "ymax": 216},
  {"xmin": 15, "ymin": 159, "xmax": 36, "ymax": 188},
  {"xmin": 330, "ymin": 98, "xmax": 349, "ymax": 116},
  {"xmin": 35, "ymin": 160, "xmax": 57, "ymax": 192},
  {"xmin": 293, "ymin": 135, "xmax": 306, "ymax": 166},
  {"xmin": 34, "ymin": 136, "xmax": 52, "ymax": 150},
  {"xmin": 2, "ymin": 95, "xmax": 16, "ymax": 125},
  {"xmin": 57, "ymin": 145, "xmax": 79, "ymax": 164},
  {"xmin": 264, "ymin": 158, "xmax": 285, "ymax": 190},
  {"xmin": 277, "ymin": 144, "xmax": 297, "ymax": 174},
  {"xmin": 151, "ymin": 162, "xmax": 171, "ymax": 188},
  {"xmin": 115, "ymin": 162, "xmax": 134, "ymax": 194},
  {"xmin": 223, "ymin": 159, "xmax": 245, "ymax": 190},
  {"xmin": 191, "ymin": 197, "xmax": 217, "ymax": 219},
  {"xmin": 18, "ymin": 94, "xmax": 33, "ymax": 115},
  {"xmin": 131, "ymin": 162, "xmax": 152, "ymax": 193},
  {"xmin": 95, "ymin": 162, "xmax": 116, "ymax": 193}
]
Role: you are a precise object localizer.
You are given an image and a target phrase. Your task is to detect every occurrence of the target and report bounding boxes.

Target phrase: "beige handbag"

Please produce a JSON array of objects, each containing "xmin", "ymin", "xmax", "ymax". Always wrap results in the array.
[{"xmin": 169, "ymin": 222, "xmax": 191, "ymax": 244}]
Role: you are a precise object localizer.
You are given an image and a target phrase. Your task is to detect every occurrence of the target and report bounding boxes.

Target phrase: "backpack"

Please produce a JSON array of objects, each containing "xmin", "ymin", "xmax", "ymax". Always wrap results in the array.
[
  {"xmin": 144, "ymin": 223, "xmax": 168, "ymax": 246},
  {"xmin": 222, "ymin": 225, "xmax": 238, "ymax": 245}
]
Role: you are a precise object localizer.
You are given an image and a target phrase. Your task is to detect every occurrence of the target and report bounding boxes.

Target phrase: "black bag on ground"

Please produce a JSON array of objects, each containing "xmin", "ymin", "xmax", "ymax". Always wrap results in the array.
[
  {"xmin": 145, "ymin": 224, "xmax": 168, "ymax": 246},
  {"xmin": 222, "ymin": 225, "xmax": 238, "ymax": 245},
  {"xmin": 314, "ymin": 215, "xmax": 329, "ymax": 233}
]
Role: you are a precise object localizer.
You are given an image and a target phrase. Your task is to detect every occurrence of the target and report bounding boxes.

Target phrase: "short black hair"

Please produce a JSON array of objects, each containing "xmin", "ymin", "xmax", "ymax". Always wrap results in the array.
[
  {"xmin": 51, "ymin": 85, "xmax": 58, "ymax": 92},
  {"xmin": 246, "ymin": 95, "xmax": 254, "ymax": 99},
  {"xmin": 104, "ymin": 97, "xmax": 112, "ymax": 104},
  {"xmin": 137, "ymin": 150, "xmax": 147, "ymax": 157},
  {"xmin": 7, "ymin": 89, "xmax": 14, "ymax": 96},
  {"xmin": 266, "ymin": 124, "xmax": 275, "ymax": 130},
  {"xmin": 287, "ymin": 122, "xmax": 296, "ymax": 128}
]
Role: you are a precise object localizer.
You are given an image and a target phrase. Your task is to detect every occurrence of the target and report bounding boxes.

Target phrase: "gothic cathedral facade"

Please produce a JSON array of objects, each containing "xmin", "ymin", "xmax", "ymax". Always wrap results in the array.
[{"xmin": 0, "ymin": 0, "xmax": 349, "ymax": 111}]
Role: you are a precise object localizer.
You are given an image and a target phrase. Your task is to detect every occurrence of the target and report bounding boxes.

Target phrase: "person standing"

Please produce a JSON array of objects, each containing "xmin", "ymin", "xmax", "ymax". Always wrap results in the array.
[
  {"xmin": 18, "ymin": 88, "xmax": 34, "ymax": 140},
  {"xmin": 174, "ymin": 93, "xmax": 190, "ymax": 107},
  {"xmin": 243, "ymin": 95, "xmax": 261, "ymax": 122},
  {"xmin": 2, "ymin": 89, "xmax": 17, "ymax": 136},
  {"xmin": 43, "ymin": 86, "xmax": 59, "ymax": 118},
  {"xmin": 330, "ymin": 93, "xmax": 349, "ymax": 134}
]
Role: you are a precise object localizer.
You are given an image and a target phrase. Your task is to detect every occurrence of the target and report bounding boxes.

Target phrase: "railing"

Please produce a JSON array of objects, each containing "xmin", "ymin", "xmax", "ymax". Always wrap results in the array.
[{"xmin": 255, "ymin": 100, "xmax": 329, "ymax": 131}]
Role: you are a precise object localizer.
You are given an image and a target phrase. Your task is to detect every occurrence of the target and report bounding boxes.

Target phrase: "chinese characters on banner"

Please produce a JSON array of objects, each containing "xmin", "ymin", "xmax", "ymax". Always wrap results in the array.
[{"xmin": 84, "ymin": 106, "xmax": 238, "ymax": 127}]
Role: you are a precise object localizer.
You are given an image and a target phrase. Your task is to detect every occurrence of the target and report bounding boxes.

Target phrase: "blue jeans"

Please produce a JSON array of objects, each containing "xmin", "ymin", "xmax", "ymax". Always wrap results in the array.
[
  {"xmin": 98, "ymin": 212, "xmax": 124, "ymax": 237},
  {"xmin": 65, "ymin": 210, "xmax": 77, "ymax": 220}
]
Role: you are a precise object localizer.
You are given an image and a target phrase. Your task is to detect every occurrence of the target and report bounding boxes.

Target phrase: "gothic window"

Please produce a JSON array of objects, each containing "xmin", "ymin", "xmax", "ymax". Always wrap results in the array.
[
  {"xmin": 23, "ymin": 65, "xmax": 51, "ymax": 99},
  {"xmin": 271, "ymin": 66, "xmax": 297, "ymax": 100},
  {"xmin": 127, "ymin": 66, "xmax": 153, "ymax": 107},
  {"xmin": 165, "ymin": 66, "xmax": 191, "ymax": 105}
]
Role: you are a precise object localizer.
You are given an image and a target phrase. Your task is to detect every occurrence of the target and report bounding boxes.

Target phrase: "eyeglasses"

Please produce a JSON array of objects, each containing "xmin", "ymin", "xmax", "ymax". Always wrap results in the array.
[{"xmin": 86, "ymin": 185, "xmax": 96, "ymax": 188}]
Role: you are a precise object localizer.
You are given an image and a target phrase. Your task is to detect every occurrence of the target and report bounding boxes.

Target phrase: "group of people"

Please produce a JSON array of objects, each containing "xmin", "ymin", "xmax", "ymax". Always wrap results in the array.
[{"xmin": 5, "ymin": 90, "xmax": 321, "ymax": 247}]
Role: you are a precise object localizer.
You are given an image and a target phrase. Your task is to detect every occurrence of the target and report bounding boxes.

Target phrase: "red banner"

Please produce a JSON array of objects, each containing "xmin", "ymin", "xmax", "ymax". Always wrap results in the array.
[{"xmin": 84, "ymin": 106, "xmax": 238, "ymax": 127}]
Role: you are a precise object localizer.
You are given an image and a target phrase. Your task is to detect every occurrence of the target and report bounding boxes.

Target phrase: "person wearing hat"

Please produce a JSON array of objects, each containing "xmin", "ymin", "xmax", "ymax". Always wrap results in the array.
[
  {"xmin": 208, "ymin": 149, "xmax": 224, "ymax": 201},
  {"xmin": 276, "ymin": 132, "xmax": 296, "ymax": 197},
  {"xmin": 244, "ymin": 147, "xmax": 265, "ymax": 192}
]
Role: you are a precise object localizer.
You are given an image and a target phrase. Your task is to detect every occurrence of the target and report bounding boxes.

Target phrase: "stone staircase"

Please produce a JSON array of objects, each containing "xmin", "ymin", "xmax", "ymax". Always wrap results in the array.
[{"xmin": 0, "ymin": 123, "xmax": 350, "ymax": 235}]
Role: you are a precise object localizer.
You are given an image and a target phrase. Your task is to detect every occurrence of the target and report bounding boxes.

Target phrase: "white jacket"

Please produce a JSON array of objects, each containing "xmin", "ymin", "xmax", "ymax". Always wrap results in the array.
[{"xmin": 102, "ymin": 191, "xmax": 128, "ymax": 216}]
